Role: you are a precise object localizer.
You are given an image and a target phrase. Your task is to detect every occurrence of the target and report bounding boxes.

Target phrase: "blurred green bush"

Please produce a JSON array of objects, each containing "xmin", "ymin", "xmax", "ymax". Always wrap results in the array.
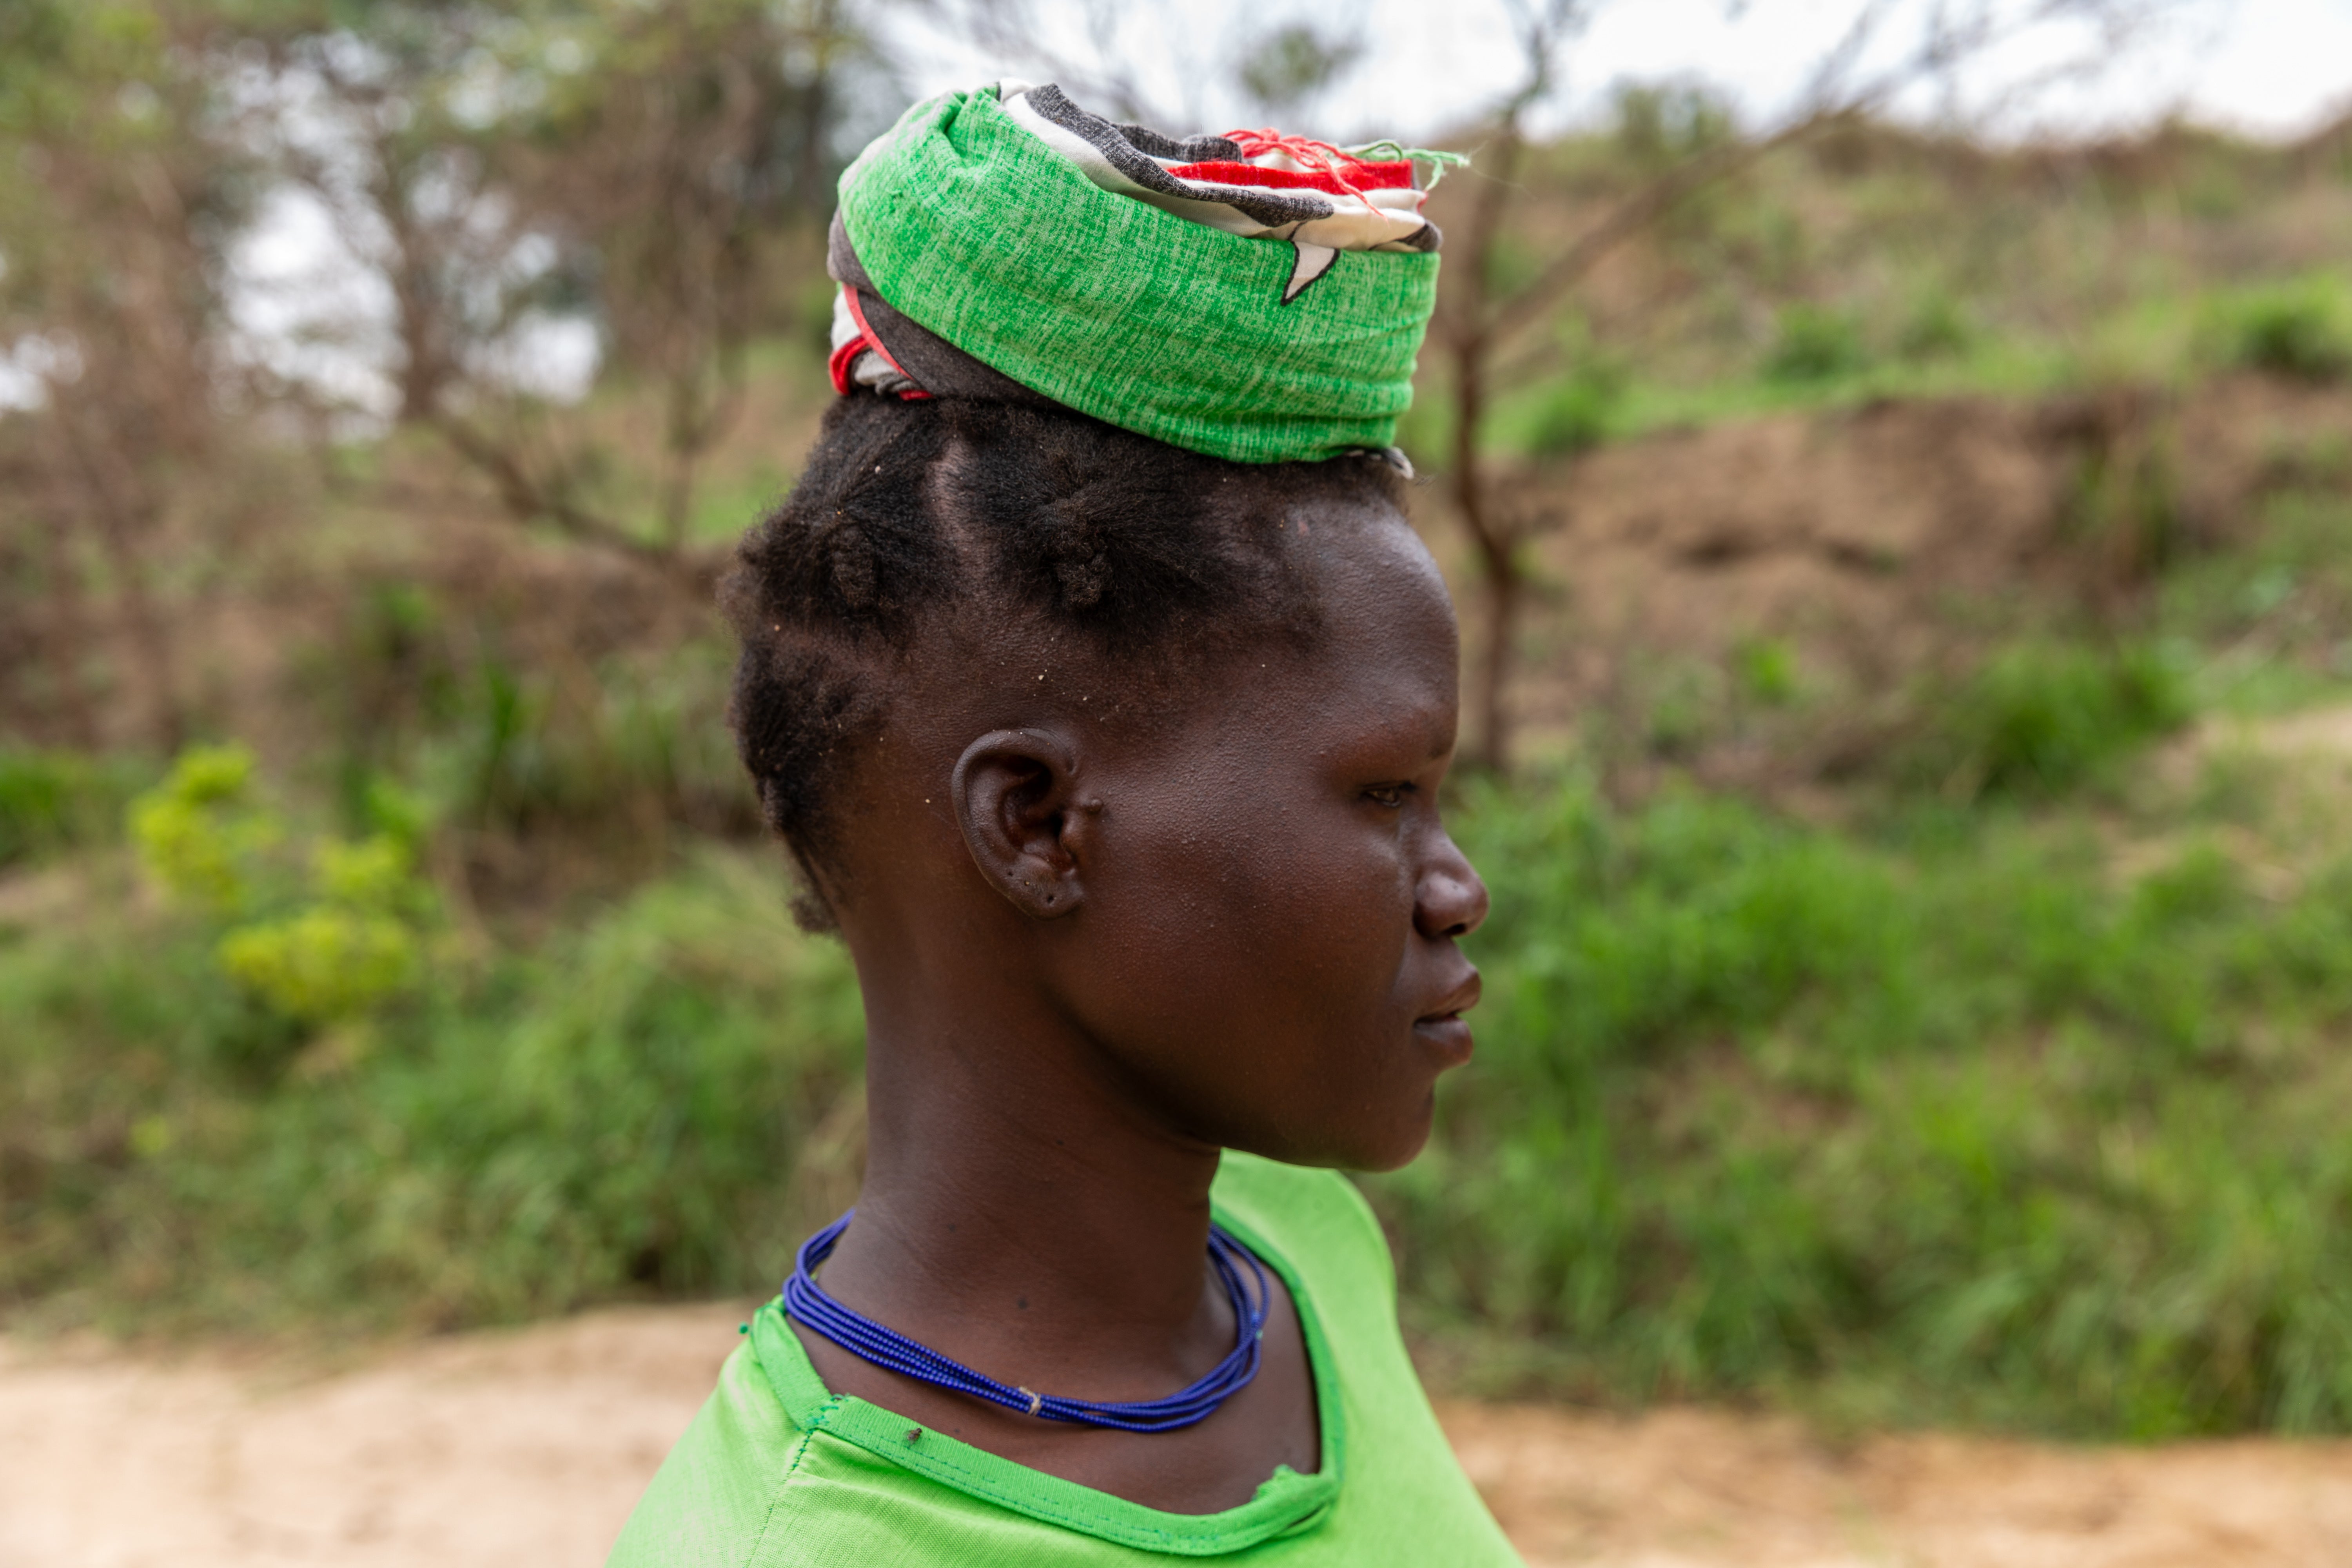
[
  {"xmin": 2213, "ymin": 278, "xmax": 2352, "ymax": 381},
  {"xmin": 15, "ymin": 736, "xmax": 2352, "ymax": 1437},
  {"xmin": 1525, "ymin": 359, "xmax": 1628, "ymax": 457},
  {"xmin": 0, "ymin": 838, "xmax": 862, "ymax": 1327},
  {"xmin": 1377, "ymin": 774, "xmax": 2352, "ymax": 1436},
  {"xmin": 1895, "ymin": 641, "xmax": 2194, "ymax": 800},
  {"xmin": 129, "ymin": 746, "xmax": 434, "ymax": 1027},
  {"xmin": 1764, "ymin": 304, "xmax": 1871, "ymax": 385},
  {"xmin": 1897, "ymin": 292, "xmax": 1976, "ymax": 363},
  {"xmin": 0, "ymin": 750, "xmax": 150, "ymax": 869}
]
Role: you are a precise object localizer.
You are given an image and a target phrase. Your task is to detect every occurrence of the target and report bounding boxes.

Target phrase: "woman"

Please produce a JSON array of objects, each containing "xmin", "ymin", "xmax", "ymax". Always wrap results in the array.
[{"xmin": 612, "ymin": 81, "xmax": 1515, "ymax": 1565}]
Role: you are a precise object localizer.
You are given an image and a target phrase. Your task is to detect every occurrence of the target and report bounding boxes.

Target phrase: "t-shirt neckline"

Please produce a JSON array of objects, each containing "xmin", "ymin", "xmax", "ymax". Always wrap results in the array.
[{"xmin": 748, "ymin": 1198, "xmax": 1346, "ymax": 1556}]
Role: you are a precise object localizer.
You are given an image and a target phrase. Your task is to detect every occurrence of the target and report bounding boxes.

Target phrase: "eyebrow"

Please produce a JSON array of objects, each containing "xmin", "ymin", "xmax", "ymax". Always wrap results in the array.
[
  {"xmin": 1325, "ymin": 698, "xmax": 1454, "ymax": 763},
  {"xmin": 1394, "ymin": 699, "xmax": 1457, "ymax": 758}
]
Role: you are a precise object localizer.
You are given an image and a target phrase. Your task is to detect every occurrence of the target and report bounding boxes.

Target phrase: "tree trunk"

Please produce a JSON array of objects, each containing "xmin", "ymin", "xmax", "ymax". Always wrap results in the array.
[
  {"xmin": 33, "ymin": 509, "xmax": 104, "ymax": 748},
  {"xmin": 1470, "ymin": 530, "xmax": 1521, "ymax": 777},
  {"xmin": 55, "ymin": 412, "xmax": 182, "ymax": 753},
  {"xmin": 1450, "ymin": 325, "xmax": 1521, "ymax": 775}
]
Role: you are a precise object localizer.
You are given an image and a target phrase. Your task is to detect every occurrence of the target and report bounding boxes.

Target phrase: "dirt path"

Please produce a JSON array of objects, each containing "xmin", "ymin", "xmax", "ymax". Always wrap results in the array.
[{"xmin": 5, "ymin": 1305, "xmax": 2348, "ymax": 1567}]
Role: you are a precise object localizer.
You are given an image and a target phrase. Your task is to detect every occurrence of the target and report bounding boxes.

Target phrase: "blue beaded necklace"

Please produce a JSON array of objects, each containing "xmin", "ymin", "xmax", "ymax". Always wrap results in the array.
[{"xmin": 784, "ymin": 1209, "xmax": 1272, "ymax": 1433}]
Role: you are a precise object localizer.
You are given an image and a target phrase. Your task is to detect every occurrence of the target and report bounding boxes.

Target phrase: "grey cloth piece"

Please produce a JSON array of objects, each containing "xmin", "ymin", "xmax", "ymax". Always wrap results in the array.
[{"xmin": 827, "ymin": 212, "xmax": 1058, "ymax": 409}]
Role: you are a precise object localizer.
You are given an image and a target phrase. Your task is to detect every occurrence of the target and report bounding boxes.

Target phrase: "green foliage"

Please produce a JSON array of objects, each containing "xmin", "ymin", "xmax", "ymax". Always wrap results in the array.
[
  {"xmin": 0, "ymin": 0, "xmax": 166, "ymax": 137},
  {"xmin": 1763, "ymin": 304, "xmax": 1870, "ymax": 384},
  {"xmin": 2213, "ymin": 278, "xmax": 2352, "ymax": 381},
  {"xmin": 0, "ymin": 850, "xmax": 862, "ymax": 1326},
  {"xmin": 128, "ymin": 744, "xmax": 278, "ymax": 914},
  {"xmin": 129, "ymin": 747, "xmax": 437, "ymax": 1026},
  {"xmin": 214, "ymin": 873, "xmax": 420, "ymax": 1025},
  {"xmin": 1467, "ymin": 117, "xmax": 2352, "ymax": 433},
  {"xmin": 1237, "ymin": 23, "xmax": 1363, "ymax": 118},
  {"xmin": 19, "ymin": 750, "xmax": 2352, "ymax": 1434},
  {"xmin": 1899, "ymin": 641, "xmax": 2192, "ymax": 799},
  {"xmin": 1525, "ymin": 359, "xmax": 1626, "ymax": 457},
  {"xmin": 2156, "ymin": 490, "xmax": 2352, "ymax": 714},
  {"xmin": 1898, "ymin": 292, "xmax": 1976, "ymax": 362},
  {"xmin": 296, "ymin": 575, "xmax": 755, "ymax": 851},
  {"xmin": 0, "ymin": 750, "xmax": 147, "ymax": 868},
  {"xmin": 1733, "ymin": 637, "xmax": 1800, "ymax": 706},
  {"xmin": 1376, "ymin": 775, "xmax": 2352, "ymax": 1434},
  {"xmin": 1611, "ymin": 82, "xmax": 1737, "ymax": 173},
  {"xmin": 418, "ymin": 652, "xmax": 746, "ymax": 838}
]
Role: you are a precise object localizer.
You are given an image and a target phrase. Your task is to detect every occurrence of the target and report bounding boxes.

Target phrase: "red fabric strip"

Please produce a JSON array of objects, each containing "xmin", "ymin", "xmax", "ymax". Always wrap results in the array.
[
  {"xmin": 827, "ymin": 331, "xmax": 864, "ymax": 396},
  {"xmin": 837, "ymin": 286, "xmax": 932, "ymax": 401},
  {"xmin": 1165, "ymin": 159, "xmax": 1416, "ymax": 195}
]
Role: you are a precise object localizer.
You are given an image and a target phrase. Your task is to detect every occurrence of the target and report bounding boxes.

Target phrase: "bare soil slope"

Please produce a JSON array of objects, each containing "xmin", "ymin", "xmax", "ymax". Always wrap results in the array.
[
  {"xmin": 1489, "ymin": 375, "xmax": 2352, "ymax": 759},
  {"xmin": 5, "ymin": 1305, "xmax": 2348, "ymax": 1568}
]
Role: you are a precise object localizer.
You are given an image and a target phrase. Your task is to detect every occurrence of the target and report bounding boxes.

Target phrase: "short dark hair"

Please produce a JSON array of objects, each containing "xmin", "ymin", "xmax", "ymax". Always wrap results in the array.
[{"xmin": 721, "ymin": 392, "xmax": 1405, "ymax": 925}]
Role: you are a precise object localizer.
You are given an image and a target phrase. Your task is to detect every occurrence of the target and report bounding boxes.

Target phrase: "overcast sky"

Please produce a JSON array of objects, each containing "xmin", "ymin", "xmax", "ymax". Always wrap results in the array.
[{"xmin": 885, "ymin": 0, "xmax": 2352, "ymax": 144}]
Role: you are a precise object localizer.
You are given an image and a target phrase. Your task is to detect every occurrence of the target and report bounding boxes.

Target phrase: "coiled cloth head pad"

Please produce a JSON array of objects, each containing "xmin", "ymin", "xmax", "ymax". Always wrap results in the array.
[{"xmin": 826, "ymin": 82, "xmax": 1451, "ymax": 465}]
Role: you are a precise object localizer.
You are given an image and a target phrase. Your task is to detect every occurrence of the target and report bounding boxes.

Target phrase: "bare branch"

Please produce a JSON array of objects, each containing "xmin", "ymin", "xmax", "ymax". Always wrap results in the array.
[
  {"xmin": 906, "ymin": 0, "xmax": 1166, "ymax": 123},
  {"xmin": 1485, "ymin": 0, "xmax": 2191, "ymax": 354},
  {"xmin": 1486, "ymin": 112, "xmax": 1824, "ymax": 349},
  {"xmin": 430, "ymin": 410, "xmax": 681, "ymax": 574},
  {"xmin": 1434, "ymin": 0, "xmax": 2195, "ymax": 773},
  {"xmin": 1795, "ymin": 0, "xmax": 1901, "ymax": 114}
]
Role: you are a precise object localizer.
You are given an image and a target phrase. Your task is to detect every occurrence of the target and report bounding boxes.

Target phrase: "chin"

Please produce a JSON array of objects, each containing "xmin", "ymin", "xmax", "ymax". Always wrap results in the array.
[
  {"xmin": 1223, "ymin": 1098, "xmax": 1432, "ymax": 1173},
  {"xmin": 1291, "ymin": 1088, "xmax": 1438, "ymax": 1175},
  {"xmin": 1354, "ymin": 1097, "xmax": 1439, "ymax": 1172}
]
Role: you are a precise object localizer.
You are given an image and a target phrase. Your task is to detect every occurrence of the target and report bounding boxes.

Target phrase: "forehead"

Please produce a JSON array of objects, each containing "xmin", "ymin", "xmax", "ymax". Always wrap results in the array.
[
  {"xmin": 1203, "ymin": 506, "xmax": 1460, "ymax": 756},
  {"xmin": 1297, "ymin": 506, "xmax": 1455, "ymax": 661},
  {"xmin": 1304, "ymin": 513, "xmax": 1458, "ymax": 719}
]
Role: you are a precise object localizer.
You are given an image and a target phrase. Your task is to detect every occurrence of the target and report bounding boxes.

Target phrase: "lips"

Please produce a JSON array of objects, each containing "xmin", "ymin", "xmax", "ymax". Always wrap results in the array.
[{"xmin": 1414, "ymin": 969, "xmax": 1482, "ymax": 1067}]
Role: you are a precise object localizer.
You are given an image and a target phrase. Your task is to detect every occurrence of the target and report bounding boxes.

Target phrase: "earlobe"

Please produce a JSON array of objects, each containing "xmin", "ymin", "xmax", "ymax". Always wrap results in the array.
[{"xmin": 950, "ymin": 730, "xmax": 1087, "ymax": 919}]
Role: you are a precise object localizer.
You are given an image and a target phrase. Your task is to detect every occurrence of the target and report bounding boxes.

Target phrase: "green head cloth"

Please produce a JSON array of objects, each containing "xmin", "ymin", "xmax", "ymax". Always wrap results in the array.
[{"xmin": 825, "ymin": 83, "xmax": 1451, "ymax": 466}]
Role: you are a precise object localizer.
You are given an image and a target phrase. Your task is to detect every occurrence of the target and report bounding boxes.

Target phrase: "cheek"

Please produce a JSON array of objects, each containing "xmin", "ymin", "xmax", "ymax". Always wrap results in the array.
[
  {"xmin": 1054, "ymin": 774, "xmax": 1445, "ymax": 1163},
  {"xmin": 1094, "ymin": 814, "xmax": 1415, "ymax": 1028}
]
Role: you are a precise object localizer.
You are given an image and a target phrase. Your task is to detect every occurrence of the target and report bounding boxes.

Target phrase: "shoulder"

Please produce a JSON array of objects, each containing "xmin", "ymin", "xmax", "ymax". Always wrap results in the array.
[
  {"xmin": 607, "ymin": 1338, "xmax": 814, "ymax": 1568},
  {"xmin": 1210, "ymin": 1151, "xmax": 1394, "ymax": 1308}
]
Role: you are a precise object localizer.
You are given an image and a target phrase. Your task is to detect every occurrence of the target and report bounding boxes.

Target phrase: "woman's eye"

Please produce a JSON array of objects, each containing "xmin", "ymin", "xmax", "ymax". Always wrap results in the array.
[{"xmin": 1363, "ymin": 784, "xmax": 1411, "ymax": 809}]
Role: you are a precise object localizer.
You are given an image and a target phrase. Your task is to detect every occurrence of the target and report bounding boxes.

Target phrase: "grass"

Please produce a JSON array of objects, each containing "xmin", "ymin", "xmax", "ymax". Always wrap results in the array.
[
  {"xmin": 2211, "ymin": 276, "xmax": 2352, "ymax": 382},
  {"xmin": 1468, "ymin": 110, "xmax": 2352, "ymax": 457},
  {"xmin": 1463, "ymin": 270, "xmax": 2352, "ymax": 464},
  {"xmin": 1380, "ymin": 772, "xmax": 2352, "ymax": 1436},
  {"xmin": 2161, "ymin": 489, "xmax": 2352, "ymax": 715},
  {"xmin": 9, "ymin": 461, "xmax": 2352, "ymax": 1431},
  {"xmin": 0, "ymin": 847, "xmax": 863, "ymax": 1331},
  {"xmin": 9, "ymin": 679, "xmax": 2352, "ymax": 1437},
  {"xmin": 1889, "ymin": 639, "xmax": 2194, "ymax": 800},
  {"xmin": 0, "ymin": 750, "xmax": 153, "ymax": 870}
]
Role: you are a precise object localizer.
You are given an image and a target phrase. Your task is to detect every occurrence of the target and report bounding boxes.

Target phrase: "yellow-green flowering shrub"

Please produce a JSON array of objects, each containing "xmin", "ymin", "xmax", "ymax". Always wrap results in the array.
[
  {"xmin": 130, "ymin": 749, "xmax": 436, "ymax": 1025},
  {"xmin": 127, "ymin": 745, "xmax": 278, "ymax": 914},
  {"xmin": 217, "ymin": 904, "xmax": 418, "ymax": 1024}
]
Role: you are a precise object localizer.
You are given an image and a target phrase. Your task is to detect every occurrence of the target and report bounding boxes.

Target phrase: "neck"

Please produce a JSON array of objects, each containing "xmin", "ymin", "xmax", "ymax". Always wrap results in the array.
[{"xmin": 809, "ymin": 960, "xmax": 1229, "ymax": 1380}]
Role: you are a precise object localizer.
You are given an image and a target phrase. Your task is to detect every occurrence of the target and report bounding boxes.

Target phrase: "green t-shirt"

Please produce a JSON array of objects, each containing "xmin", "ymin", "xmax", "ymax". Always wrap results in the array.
[{"xmin": 608, "ymin": 1152, "xmax": 1519, "ymax": 1565}]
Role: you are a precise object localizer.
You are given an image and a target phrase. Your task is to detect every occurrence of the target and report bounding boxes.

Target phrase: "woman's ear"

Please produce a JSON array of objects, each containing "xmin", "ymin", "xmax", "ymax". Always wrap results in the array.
[{"xmin": 951, "ymin": 729, "xmax": 1087, "ymax": 919}]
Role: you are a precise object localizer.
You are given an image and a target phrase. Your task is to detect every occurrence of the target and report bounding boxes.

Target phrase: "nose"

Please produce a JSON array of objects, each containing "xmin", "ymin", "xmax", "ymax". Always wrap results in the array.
[{"xmin": 1415, "ymin": 830, "xmax": 1488, "ymax": 940}]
